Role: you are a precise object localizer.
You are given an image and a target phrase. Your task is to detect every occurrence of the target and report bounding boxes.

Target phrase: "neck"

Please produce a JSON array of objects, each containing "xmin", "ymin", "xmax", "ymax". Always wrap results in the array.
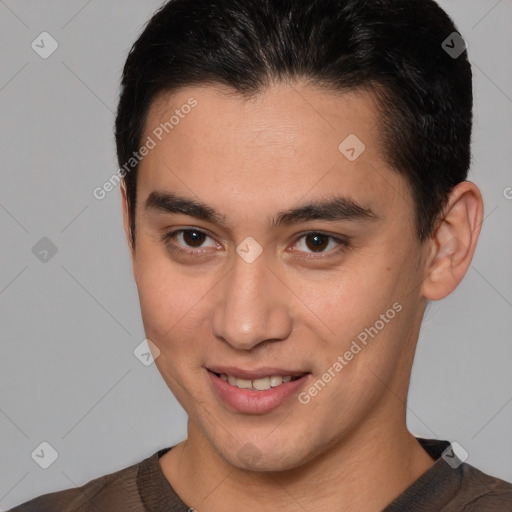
[{"xmin": 159, "ymin": 408, "xmax": 435, "ymax": 512}]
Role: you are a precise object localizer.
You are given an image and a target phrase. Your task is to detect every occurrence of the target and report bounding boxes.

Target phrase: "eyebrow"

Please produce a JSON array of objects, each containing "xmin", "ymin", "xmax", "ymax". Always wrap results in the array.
[{"xmin": 144, "ymin": 191, "xmax": 378, "ymax": 230}]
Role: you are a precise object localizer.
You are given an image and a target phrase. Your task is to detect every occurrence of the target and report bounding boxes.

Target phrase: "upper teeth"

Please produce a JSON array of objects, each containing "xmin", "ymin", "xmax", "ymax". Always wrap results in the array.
[{"xmin": 220, "ymin": 374, "xmax": 294, "ymax": 391}]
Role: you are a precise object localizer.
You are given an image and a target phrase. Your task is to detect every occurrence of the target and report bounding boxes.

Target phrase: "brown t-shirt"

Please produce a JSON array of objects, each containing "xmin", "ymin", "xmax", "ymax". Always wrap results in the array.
[{"xmin": 7, "ymin": 438, "xmax": 512, "ymax": 511}]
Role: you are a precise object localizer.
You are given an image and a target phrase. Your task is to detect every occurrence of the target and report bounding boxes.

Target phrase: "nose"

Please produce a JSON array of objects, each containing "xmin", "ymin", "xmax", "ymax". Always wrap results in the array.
[{"xmin": 210, "ymin": 249, "xmax": 293, "ymax": 351}]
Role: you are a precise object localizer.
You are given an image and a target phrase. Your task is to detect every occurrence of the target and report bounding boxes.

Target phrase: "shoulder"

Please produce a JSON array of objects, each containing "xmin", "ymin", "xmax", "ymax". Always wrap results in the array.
[
  {"xmin": 7, "ymin": 453, "xmax": 152, "ymax": 512},
  {"xmin": 454, "ymin": 462, "xmax": 512, "ymax": 511}
]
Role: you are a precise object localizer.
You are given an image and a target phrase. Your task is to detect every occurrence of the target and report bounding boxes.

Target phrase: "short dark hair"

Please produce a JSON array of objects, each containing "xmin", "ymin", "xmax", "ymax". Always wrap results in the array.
[{"xmin": 115, "ymin": 0, "xmax": 472, "ymax": 247}]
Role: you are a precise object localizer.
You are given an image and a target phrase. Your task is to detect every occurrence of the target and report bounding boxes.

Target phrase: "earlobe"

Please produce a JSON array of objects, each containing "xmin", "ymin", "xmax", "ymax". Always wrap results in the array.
[{"xmin": 421, "ymin": 181, "xmax": 484, "ymax": 301}]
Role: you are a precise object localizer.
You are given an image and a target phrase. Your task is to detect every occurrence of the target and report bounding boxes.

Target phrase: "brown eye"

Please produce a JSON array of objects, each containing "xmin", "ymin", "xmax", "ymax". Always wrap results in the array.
[
  {"xmin": 304, "ymin": 233, "xmax": 330, "ymax": 252},
  {"xmin": 161, "ymin": 228, "xmax": 219, "ymax": 255},
  {"xmin": 292, "ymin": 231, "xmax": 349, "ymax": 258},
  {"xmin": 181, "ymin": 229, "xmax": 207, "ymax": 248}
]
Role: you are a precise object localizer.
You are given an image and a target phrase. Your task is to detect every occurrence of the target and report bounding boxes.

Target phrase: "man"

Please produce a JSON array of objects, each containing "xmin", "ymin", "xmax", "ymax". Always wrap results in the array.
[{"xmin": 9, "ymin": 0, "xmax": 512, "ymax": 510}]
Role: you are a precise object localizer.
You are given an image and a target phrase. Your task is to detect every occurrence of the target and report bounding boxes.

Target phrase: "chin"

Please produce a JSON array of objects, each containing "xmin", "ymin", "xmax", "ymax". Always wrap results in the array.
[{"xmin": 213, "ymin": 436, "xmax": 313, "ymax": 473}]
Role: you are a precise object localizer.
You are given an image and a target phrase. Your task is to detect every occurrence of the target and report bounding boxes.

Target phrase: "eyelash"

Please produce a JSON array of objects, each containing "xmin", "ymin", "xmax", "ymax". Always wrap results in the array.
[{"xmin": 160, "ymin": 228, "xmax": 350, "ymax": 260}]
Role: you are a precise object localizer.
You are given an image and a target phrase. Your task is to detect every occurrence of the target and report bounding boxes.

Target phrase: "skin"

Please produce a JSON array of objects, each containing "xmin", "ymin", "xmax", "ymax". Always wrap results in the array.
[{"xmin": 121, "ymin": 81, "xmax": 483, "ymax": 511}]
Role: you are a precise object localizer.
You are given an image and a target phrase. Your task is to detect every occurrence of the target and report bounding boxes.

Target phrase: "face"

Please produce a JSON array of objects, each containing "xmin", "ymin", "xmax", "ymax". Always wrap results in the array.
[{"xmin": 127, "ymin": 82, "xmax": 429, "ymax": 471}]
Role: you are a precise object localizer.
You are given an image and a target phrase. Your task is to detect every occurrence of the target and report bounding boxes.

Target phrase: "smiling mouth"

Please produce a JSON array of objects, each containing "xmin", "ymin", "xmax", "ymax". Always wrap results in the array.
[{"xmin": 209, "ymin": 370, "xmax": 305, "ymax": 391}]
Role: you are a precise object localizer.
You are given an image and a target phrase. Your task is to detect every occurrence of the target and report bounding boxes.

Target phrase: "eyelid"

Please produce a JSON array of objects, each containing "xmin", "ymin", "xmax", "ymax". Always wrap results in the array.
[
  {"xmin": 289, "ymin": 230, "xmax": 350, "ymax": 258},
  {"xmin": 160, "ymin": 227, "xmax": 220, "ymax": 253}
]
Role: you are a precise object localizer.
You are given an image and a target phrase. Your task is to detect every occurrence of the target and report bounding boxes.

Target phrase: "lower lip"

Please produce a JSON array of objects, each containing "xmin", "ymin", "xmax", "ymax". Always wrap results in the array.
[{"xmin": 207, "ymin": 370, "xmax": 310, "ymax": 414}]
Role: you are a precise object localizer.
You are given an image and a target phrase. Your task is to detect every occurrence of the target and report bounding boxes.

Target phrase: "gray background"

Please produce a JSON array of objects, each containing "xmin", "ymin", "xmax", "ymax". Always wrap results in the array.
[{"xmin": 0, "ymin": 0, "xmax": 511, "ymax": 509}]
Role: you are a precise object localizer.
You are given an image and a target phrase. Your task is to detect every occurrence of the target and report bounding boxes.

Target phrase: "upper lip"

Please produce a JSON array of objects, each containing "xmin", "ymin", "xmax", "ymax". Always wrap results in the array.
[{"xmin": 207, "ymin": 366, "xmax": 309, "ymax": 380}]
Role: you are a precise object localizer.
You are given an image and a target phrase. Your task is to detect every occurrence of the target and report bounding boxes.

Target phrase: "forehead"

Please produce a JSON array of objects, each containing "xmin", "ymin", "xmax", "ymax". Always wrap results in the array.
[
  {"xmin": 137, "ymin": 82, "xmax": 413, "ymax": 229},
  {"xmin": 145, "ymin": 82, "xmax": 378, "ymax": 157}
]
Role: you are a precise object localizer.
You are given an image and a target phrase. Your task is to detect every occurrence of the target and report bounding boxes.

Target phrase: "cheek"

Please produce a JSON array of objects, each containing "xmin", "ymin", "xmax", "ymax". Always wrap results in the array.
[
  {"xmin": 295, "ymin": 249, "xmax": 417, "ymax": 384},
  {"xmin": 133, "ymin": 245, "xmax": 190, "ymax": 341},
  {"xmin": 133, "ymin": 245, "xmax": 216, "ymax": 358},
  {"xmin": 298, "ymin": 262, "xmax": 402, "ymax": 342},
  {"xmin": 134, "ymin": 257, "xmax": 212, "ymax": 402},
  {"xmin": 136, "ymin": 270, "xmax": 176, "ymax": 338}
]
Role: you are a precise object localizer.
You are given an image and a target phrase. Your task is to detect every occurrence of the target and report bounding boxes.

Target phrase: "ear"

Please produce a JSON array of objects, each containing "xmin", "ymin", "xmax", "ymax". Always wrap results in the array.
[
  {"xmin": 121, "ymin": 180, "xmax": 135, "ymax": 259},
  {"xmin": 421, "ymin": 181, "xmax": 484, "ymax": 301}
]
